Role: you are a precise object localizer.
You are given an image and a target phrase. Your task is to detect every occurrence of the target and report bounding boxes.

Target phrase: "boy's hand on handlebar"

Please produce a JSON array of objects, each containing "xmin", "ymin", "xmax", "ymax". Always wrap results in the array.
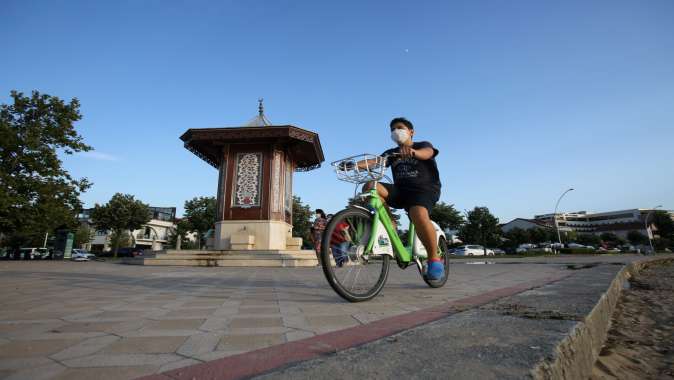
[
  {"xmin": 399, "ymin": 145, "xmax": 415, "ymax": 158},
  {"xmin": 338, "ymin": 160, "xmax": 356, "ymax": 170}
]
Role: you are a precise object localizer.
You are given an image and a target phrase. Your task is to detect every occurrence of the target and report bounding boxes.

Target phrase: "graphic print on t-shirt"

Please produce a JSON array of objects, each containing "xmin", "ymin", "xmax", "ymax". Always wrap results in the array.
[{"xmin": 382, "ymin": 141, "xmax": 441, "ymax": 193}]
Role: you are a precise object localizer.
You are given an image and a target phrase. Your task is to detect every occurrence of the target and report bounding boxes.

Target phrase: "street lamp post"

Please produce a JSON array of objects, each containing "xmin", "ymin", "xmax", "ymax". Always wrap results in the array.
[
  {"xmin": 554, "ymin": 188, "xmax": 574, "ymax": 246},
  {"xmin": 644, "ymin": 205, "xmax": 663, "ymax": 254}
]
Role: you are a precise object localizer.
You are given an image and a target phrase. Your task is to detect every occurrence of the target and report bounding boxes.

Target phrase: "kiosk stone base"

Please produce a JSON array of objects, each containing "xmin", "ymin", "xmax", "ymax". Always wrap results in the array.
[{"xmin": 137, "ymin": 249, "xmax": 318, "ymax": 267}]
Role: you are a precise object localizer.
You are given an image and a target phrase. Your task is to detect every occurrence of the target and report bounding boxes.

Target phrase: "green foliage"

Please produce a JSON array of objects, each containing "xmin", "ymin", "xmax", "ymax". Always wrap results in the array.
[
  {"xmin": 459, "ymin": 206, "xmax": 501, "ymax": 248},
  {"xmin": 652, "ymin": 211, "xmax": 674, "ymax": 240},
  {"xmin": 73, "ymin": 224, "xmax": 93, "ymax": 248},
  {"xmin": 181, "ymin": 196, "xmax": 216, "ymax": 249},
  {"xmin": 653, "ymin": 238, "xmax": 672, "ymax": 251},
  {"xmin": 600, "ymin": 232, "xmax": 625, "ymax": 246},
  {"xmin": 109, "ymin": 230, "xmax": 132, "ymax": 250},
  {"xmin": 502, "ymin": 227, "xmax": 530, "ymax": 249},
  {"xmin": 626, "ymin": 230, "xmax": 648, "ymax": 246},
  {"xmin": 559, "ymin": 247, "xmax": 597, "ymax": 254},
  {"xmin": 292, "ymin": 196, "xmax": 313, "ymax": 248},
  {"xmin": 167, "ymin": 219, "xmax": 199, "ymax": 249},
  {"xmin": 90, "ymin": 193, "xmax": 151, "ymax": 257},
  {"xmin": 563, "ymin": 230, "xmax": 578, "ymax": 244},
  {"xmin": 576, "ymin": 233, "xmax": 601, "ymax": 247},
  {"xmin": 0, "ymin": 90, "xmax": 92, "ymax": 247},
  {"xmin": 430, "ymin": 202, "xmax": 464, "ymax": 231}
]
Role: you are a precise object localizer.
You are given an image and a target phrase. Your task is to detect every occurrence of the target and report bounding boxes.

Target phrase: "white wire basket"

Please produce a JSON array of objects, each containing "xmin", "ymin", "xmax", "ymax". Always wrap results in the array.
[{"xmin": 331, "ymin": 154, "xmax": 387, "ymax": 184}]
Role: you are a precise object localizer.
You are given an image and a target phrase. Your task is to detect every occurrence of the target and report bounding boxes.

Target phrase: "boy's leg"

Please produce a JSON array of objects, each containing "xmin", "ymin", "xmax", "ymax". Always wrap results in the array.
[
  {"xmin": 408, "ymin": 206, "xmax": 438, "ymax": 261},
  {"xmin": 362, "ymin": 182, "xmax": 397, "ymax": 229}
]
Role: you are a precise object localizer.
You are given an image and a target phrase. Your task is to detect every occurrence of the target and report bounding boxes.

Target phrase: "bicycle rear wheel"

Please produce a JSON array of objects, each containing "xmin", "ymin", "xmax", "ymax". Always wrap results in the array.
[{"xmin": 320, "ymin": 207, "xmax": 390, "ymax": 302}]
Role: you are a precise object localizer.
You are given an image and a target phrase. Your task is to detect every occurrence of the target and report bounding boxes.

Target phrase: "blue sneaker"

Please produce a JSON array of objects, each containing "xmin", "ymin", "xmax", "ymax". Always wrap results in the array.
[{"xmin": 426, "ymin": 259, "xmax": 444, "ymax": 281}]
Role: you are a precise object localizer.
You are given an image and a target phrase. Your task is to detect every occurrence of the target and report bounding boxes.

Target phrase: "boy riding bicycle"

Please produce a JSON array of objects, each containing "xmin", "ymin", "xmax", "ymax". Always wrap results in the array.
[{"xmin": 363, "ymin": 117, "xmax": 443, "ymax": 280}]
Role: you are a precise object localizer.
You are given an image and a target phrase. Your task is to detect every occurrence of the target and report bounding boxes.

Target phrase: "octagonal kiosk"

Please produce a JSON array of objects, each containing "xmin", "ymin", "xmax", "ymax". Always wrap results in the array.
[{"xmin": 144, "ymin": 103, "xmax": 324, "ymax": 267}]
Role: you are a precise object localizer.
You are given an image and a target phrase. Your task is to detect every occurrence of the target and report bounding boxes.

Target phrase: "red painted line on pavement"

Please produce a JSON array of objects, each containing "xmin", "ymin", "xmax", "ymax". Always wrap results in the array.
[{"xmin": 139, "ymin": 272, "xmax": 570, "ymax": 380}]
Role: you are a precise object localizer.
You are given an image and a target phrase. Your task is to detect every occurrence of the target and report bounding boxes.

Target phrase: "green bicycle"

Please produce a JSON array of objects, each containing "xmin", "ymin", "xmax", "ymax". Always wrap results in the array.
[{"xmin": 320, "ymin": 154, "xmax": 451, "ymax": 302}]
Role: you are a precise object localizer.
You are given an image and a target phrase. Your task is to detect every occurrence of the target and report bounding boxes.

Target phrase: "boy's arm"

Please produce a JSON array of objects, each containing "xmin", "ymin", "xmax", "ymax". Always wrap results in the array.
[
  {"xmin": 401, "ymin": 141, "xmax": 437, "ymax": 160},
  {"xmin": 412, "ymin": 148, "xmax": 435, "ymax": 161}
]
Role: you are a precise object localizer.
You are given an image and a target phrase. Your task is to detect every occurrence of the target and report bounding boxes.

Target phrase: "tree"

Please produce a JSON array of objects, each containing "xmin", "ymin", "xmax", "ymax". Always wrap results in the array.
[
  {"xmin": 73, "ymin": 224, "xmax": 93, "ymax": 249},
  {"xmin": 430, "ymin": 202, "xmax": 464, "ymax": 231},
  {"xmin": 502, "ymin": 227, "xmax": 530, "ymax": 250},
  {"xmin": 600, "ymin": 232, "xmax": 625, "ymax": 247},
  {"xmin": 529, "ymin": 228, "xmax": 555, "ymax": 244},
  {"xmin": 653, "ymin": 237, "xmax": 672, "ymax": 251},
  {"xmin": 459, "ymin": 207, "xmax": 501, "ymax": 251},
  {"xmin": 0, "ymin": 90, "xmax": 92, "ymax": 247},
  {"xmin": 90, "ymin": 193, "xmax": 151, "ymax": 257},
  {"xmin": 181, "ymin": 196, "xmax": 216, "ymax": 249},
  {"xmin": 109, "ymin": 230, "xmax": 131, "ymax": 250},
  {"xmin": 576, "ymin": 233, "xmax": 601, "ymax": 247},
  {"xmin": 627, "ymin": 230, "xmax": 648, "ymax": 246},
  {"xmin": 292, "ymin": 196, "xmax": 313, "ymax": 248},
  {"xmin": 167, "ymin": 219, "xmax": 198, "ymax": 250},
  {"xmin": 563, "ymin": 230, "xmax": 578, "ymax": 244},
  {"xmin": 652, "ymin": 211, "xmax": 674, "ymax": 240}
]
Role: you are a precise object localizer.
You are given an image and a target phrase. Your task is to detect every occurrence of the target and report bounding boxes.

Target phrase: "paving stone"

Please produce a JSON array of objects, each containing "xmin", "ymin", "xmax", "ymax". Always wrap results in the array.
[
  {"xmin": 101, "ymin": 336, "xmax": 187, "ymax": 354},
  {"xmin": 305, "ymin": 315, "xmax": 360, "ymax": 328},
  {"xmin": 284, "ymin": 330, "xmax": 315, "ymax": 342},
  {"xmin": 61, "ymin": 353, "xmax": 183, "ymax": 368},
  {"xmin": 50, "ymin": 335, "xmax": 120, "ymax": 361},
  {"xmin": 0, "ymin": 357, "xmax": 55, "ymax": 370},
  {"xmin": 238, "ymin": 306, "xmax": 280, "ymax": 314},
  {"xmin": 143, "ymin": 319, "xmax": 205, "ymax": 330},
  {"xmin": 159, "ymin": 358, "xmax": 203, "ymax": 373},
  {"xmin": 161, "ymin": 308, "xmax": 217, "ymax": 319},
  {"xmin": 199, "ymin": 318, "xmax": 229, "ymax": 331},
  {"xmin": 217, "ymin": 334, "xmax": 285, "ymax": 351},
  {"xmin": 53, "ymin": 320, "xmax": 145, "ymax": 334},
  {"xmin": 0, "ymin": 339, "xmax": 80, "ymax": 358},
  {"xmin": 176, "ymin": 332, "xmax": 224, "ymax": 356},
  {"xmin": 3, "ymin": 361, "xmax": 66, "ymax": 380},
  {"xmin": 228, "ymin": 317, "xmax": 283, "ymax": 328},
  {"xmin": 53, "ymin": 365, "xmax": 158, "ymax": 380},
  {"xmin": 13, "ymin": 332, "xmax": 107, "ymax": 341}
]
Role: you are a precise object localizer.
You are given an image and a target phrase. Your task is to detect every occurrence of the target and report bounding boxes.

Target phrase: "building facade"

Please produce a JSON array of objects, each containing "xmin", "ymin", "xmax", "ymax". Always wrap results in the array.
[
  {"xmin": 77, "ymin": 206, "xmax": 178, "ymax": 252},
  {"xmin": 529, "ymin": 208, "xmax": 672, "ymax": 239}
]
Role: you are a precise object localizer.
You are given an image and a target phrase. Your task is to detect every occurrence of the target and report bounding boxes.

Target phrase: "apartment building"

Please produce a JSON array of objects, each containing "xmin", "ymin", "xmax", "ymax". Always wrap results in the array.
[{"xmin": 77, "ymin": 206, "xmax": 177, "ymax": 252}]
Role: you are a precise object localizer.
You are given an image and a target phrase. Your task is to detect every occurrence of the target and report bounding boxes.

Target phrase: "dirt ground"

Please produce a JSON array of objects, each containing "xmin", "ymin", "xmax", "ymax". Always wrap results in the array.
[{"xmin": 591, "ymin": 261, "xmax": 674, "ymax": 380}]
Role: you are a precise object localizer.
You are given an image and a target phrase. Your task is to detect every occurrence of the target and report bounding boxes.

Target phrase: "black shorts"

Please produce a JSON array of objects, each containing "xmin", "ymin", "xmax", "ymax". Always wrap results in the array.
[{"xmin": 380, "ymin": 183, "xmax": 440, "ymax": 213}]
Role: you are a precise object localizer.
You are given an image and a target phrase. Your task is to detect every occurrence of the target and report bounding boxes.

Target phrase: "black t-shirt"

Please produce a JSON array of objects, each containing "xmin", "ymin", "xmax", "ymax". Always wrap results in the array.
[{"xmin": 381, "ymin": 141, "xmax": 441, "ymax": 194}]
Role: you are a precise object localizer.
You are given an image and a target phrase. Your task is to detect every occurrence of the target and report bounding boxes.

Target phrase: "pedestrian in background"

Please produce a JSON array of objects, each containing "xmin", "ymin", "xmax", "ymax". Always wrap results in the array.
[{"xmin": 312, "ymin": 209, "xmax": 327, "ymax": 261}]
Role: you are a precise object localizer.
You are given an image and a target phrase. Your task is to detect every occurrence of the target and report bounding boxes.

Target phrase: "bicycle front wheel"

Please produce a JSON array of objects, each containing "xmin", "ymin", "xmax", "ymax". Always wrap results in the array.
[{"xmin": 320, "ymin": 207, "xmax": 390, "ymax": 302}]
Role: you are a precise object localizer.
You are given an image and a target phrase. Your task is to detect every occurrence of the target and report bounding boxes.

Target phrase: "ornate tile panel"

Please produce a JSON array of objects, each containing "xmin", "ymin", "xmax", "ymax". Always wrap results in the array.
[
  {"xmin": 233, "ymin": 153, "xmax": 262, "ymax": 208},
  {"xmin": 272, "ymin": 151, "xmax": 282, "ymax": 213}
]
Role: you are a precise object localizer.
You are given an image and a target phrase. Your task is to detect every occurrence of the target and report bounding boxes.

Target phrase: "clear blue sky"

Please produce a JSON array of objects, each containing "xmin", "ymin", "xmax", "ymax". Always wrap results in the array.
[{"xmin": 2, "ymin": 0, "xmax": 673, "ymax": 222}]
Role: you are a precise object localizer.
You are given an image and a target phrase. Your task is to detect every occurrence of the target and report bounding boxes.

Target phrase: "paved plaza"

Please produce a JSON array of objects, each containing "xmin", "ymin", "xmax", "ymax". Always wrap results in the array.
[{"xmin": 0, "ymin": 256, "xmax": 639, "ymax": 380}]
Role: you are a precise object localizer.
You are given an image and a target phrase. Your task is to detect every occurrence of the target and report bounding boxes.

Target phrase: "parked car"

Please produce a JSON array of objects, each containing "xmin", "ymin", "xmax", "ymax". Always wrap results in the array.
[
  {"xmin": 491, "ymin": 248, "xmax": 506, "ymax": 255},
  {"xmin": 71, "ymin": 249, "xmax": 96, "ymax": 260},
  {"xmin": 18, "ymin": 247, "xmax": 52, "ymax": 260},
  {"xmin": 98, "ymin": 247, "xmax": 144, "ymax": 258},
  {"xmin": 453, "ymin": 245, "xmax": 487, "ymax": 256},
  {"xmin": 516, "ymin": 243, "xmax": 537, "ymax": 253},
  {"xmin": 71, "ymin": 249, "xmax": 96, "ymax": 261}
]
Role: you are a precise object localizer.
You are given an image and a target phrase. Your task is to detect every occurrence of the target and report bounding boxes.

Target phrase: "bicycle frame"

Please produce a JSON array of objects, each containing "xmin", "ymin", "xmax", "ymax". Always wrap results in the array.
[{"xmin": 363, "ymin": 188, "xmax": 414, "ymax": 264}]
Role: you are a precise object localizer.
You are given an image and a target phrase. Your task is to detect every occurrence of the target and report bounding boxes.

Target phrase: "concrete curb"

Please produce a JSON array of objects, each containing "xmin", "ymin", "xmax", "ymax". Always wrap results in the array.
[{"xmin": 532, "ymin": 256, "xmax": 674, "ymax": 379}]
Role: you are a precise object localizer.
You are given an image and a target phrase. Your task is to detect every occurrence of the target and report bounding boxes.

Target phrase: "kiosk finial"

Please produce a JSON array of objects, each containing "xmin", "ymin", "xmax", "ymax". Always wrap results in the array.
[{"xmin": 258, "ymin": 98, "xmax": 264, "ymax": 116}]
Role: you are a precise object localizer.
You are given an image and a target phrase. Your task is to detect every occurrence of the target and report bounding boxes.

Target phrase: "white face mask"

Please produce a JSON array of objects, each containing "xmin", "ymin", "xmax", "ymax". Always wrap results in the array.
[{"xmin": 391, "ymin": 129, "xmax": 410, "ymax": 144}]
